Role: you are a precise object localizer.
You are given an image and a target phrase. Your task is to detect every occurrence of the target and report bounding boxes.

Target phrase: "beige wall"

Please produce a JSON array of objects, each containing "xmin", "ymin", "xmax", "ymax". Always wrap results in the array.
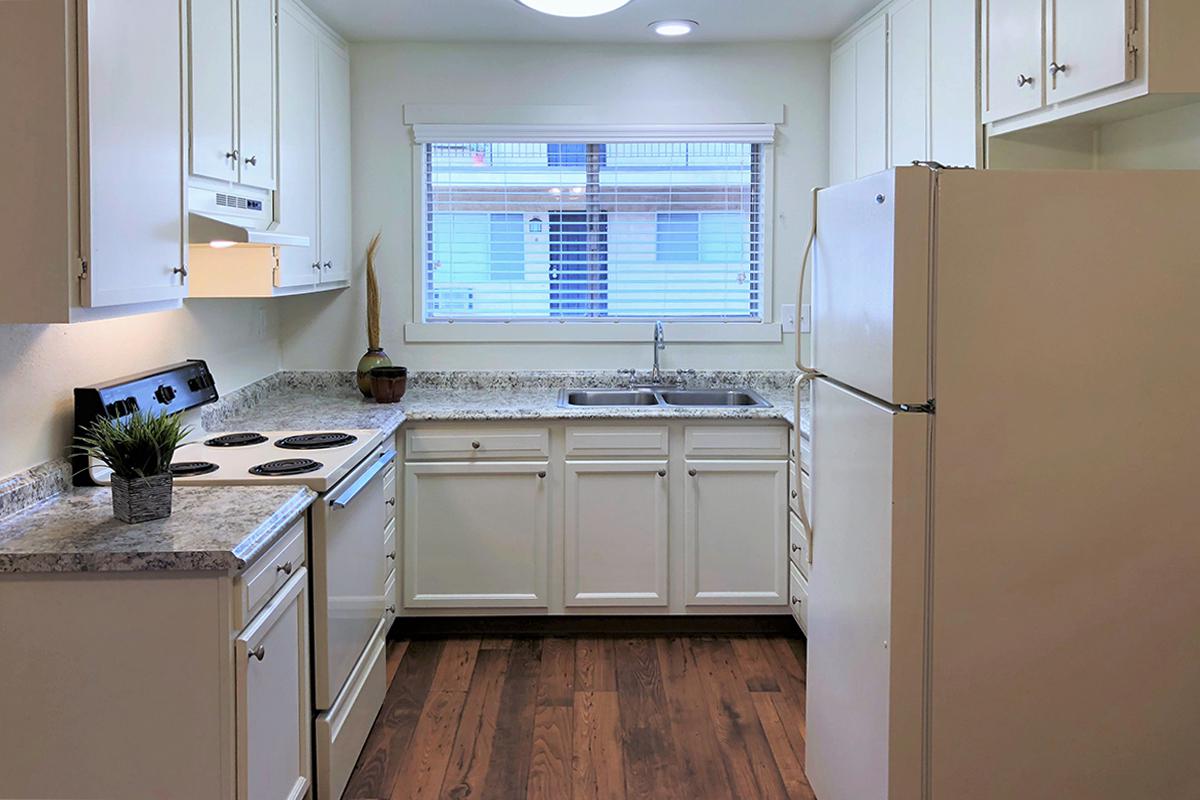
[
  {"xmin": 0, "ymin": 301, "xmax": 280, "ymax": 476},
  {"xmin": 279, "ymin": 40, "xmax": 829, "ymax": 372}
]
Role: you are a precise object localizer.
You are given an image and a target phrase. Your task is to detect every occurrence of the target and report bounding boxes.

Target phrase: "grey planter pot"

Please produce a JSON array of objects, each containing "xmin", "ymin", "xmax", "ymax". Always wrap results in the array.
[{"xmin": 111, "ymin": 473, "xmax": 173, "ymax": 524}]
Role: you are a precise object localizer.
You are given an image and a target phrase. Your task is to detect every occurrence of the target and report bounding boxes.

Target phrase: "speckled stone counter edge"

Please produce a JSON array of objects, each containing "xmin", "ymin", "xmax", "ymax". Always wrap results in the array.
[{"xmin": 0, "ymin": 460, "xmax": 72, "ymax": 523}]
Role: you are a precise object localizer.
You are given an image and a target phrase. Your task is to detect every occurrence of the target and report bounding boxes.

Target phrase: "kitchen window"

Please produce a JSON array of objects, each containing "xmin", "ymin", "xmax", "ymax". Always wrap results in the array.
[{"xmin": 420, "ymin": 139, "xmax": 768, "ymax": 324}]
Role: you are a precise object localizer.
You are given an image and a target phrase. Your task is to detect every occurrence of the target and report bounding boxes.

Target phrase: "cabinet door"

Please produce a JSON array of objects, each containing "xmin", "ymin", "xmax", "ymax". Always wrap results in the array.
[
  {"xmin": 683, "ymin": 460, "xmax": 788, "ymax": 605},
  {"xmin": 889, "ymin": 0, "xmax": 930, "ymax": 168},
  {"xmin": 276, "ymin": 2, "xmax": 320, "ymax": 287},
  {"xmin": 930, "ymin": 0, "xmax": 979, "ymax": 167},
  {"xmin": 854, "ymin": 16, "xmax": 888, "ymax": 178},
  {"xmin": 1047, "ymin": 0, "xmax": 1133, "ymax": 104},
  {"xmin": 237, "ymin": 0, "xmax": 277, "ymax": 189},
  {"xmin": 236, "ymin": 569, "xmax": 311, "ymax": 800},
  {"xmin": 317, "ymin": 38, "xmax": 351, "ymax": 282},
  {"xmin": 829, "ymin": 41, "xmax": 857, "ymax": 186},
  {"xmin": 79, "ymin": 0, "xmax": 186, "ymax": 308},
  {"xmin": 982, "ymin": 0, "xmax": 1044, "ymax": 122},
  {"xmin": 404, "ymin": 462, "xmax": 550, "ymax": 608},
  {"xmin": 564, "ymin": 461, "xmax": 669, "ymax": 607},
  {"xmin": 189, "ymin": 0, "xmax": 236, "ymax": 181}
]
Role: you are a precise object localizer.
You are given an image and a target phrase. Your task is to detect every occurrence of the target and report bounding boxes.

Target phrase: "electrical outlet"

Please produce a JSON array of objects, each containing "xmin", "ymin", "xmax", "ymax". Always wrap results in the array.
[
  {"xmin": 780, "ymin": 303, "xmax": 797, "ymax": 334},
  {"xmin": 800, "ymin": 304, "xmax": 812, "ymax": 334}
]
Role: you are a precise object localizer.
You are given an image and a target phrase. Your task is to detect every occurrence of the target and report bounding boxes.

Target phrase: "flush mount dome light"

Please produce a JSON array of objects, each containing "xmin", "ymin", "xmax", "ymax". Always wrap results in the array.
[
  {"xmin": 650, "ymin": 19, "xmax": 698, "ymax": 36},
  {"xmin": 515, "ymin": 0, "xmax": 634, "ymax": 18}
]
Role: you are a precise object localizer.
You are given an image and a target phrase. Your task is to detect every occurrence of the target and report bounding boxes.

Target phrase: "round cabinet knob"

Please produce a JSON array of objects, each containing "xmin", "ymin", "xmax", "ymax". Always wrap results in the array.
[
  {"xmin": 323, "ymin": 261, "xmax": 333, "ymax": 270},
  {"xmin": 244, "ymin": 155, "xmax": 257, "ymax": 166},
  {"xmin": 225, "ymin": 149, "xmax": 239, "ymax": 161},
  {"xmin": 312, "ymin": 262, "xmax": 321, "ymax": 271},
  {"xmin": 1017, "ymin": 73, "xmax": 1035, "ymax": 87},
  {"xmin": 386, "ymin": 605, "xmax": 396, "ymax": 614},
  {"xmin": 471, "ymin": 441, "xmax": 481, "ymax": 449},
  {"xmin": 791, "ymin": 596, "xmax": 801, "ymax": 605},
  {"xmin": 657, "ymin": 470, "xmax": 667, "ymax": 477},
  {"xmin": 275, "ymin": 560, "xmax": 293, "ymax": 575},
  {"xmin": 1049, "ymin": 61, "xmax": 1069, "ymax": 77},
  {"xmin": 537, "ymin": 471, "xmax": 547, "ymax": 479},
  {"xmin": 791, "ymin": 490, "xmax": 799, "ymax": 498},
  {"xmin": 173, "ymin": 265, "xmax": 188, "ymax": 277},
  {"xmin": 688, "ymin": 469, "xmax": 698, "ymax": 477},
  {"xmin": 386, "ymin": 498, "xmax": 396, "ymax": 507},
  {"xmin": 249, "ymin": 645, "xmax": 265, "ymax": 661},
  {"xmin": 387, "ymin": 551, "xmax": 396, "ymax": 560},
  {"xmin": 791, "ymin": 544, "xmax": 801, "ymax": 552}
]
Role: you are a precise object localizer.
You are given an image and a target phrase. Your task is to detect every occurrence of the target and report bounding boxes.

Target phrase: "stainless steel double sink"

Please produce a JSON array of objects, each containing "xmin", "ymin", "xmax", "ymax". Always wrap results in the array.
[{"xmin": 558, "ymin": 387, "xmax": 771, "ymax": 409}]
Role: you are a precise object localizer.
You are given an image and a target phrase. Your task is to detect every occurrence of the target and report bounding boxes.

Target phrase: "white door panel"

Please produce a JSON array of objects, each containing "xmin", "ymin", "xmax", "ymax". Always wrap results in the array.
[
  {"xmin": 1047, "ymin": 0, "xmax": 1133, "ymax": 104},
  {"xmin": 855, "ymin": 16, "xmax": 889, "ymax": 178},
  {"xmin": 830, "ymin": 42, "xmax": 857, "ymax": 186},
  {"xmin": 812, "ymin": 168, "xmax": 931, "ymax": 405},
  {"xmin": 889, "ymin": 0, "xmax": 930, "ymax": 168},
  {"xmin": 982, "ymin": 0, "xmax": 1044, "ymax": 121},
  {"xmin": 276, "ymin": 3, "xmax": 320, "ymax": 287},
  {"xmin": 236, "ymin": 0, "xmax": 276, "ymax": 190},
  {"xmin": 189, "ymin": 0, "xmax": 236, "ymax": 181},
  {"xmin": 317, "ymin": 38, "xmax": 351, "ymax": 282}
]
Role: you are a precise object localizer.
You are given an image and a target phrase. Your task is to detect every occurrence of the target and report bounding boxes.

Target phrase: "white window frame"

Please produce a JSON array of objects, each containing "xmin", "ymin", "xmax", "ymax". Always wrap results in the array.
[{"xmin": 405, "ymin": 116, "xmax": 780, "ymax": 344}]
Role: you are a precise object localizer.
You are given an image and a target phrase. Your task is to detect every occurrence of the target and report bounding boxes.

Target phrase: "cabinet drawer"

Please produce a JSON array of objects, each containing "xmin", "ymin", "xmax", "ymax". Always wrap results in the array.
[
  {"xmin": 406, "ymin": 427, "xmax": 550, "ymax": 459},
  {"xmin": 789, "ymin": 561, "xmax": 809, "ymax": 634},
  {"xmin": 315, "ymin": 620, "xmax": 387, "ymax": 800},
  {"xmin": 565, "ymin": 426, "xmax": 669, "ymax": 457},
  {"xmin": 799, "ymin": 433, "xmax": 812, "ymax": 476},
  {"xmin": 789, "ymin": 461, "xmax": 800, "ymax": 517},
  {"xmin": 236, "ymin": 517, "xmax": 306, "ymax": 629},
  {"xmin": 382, "ymin": 462, "xmax": 396, "ymax": 517},
  {"xmin": 383, "ymin": 569, "xmax": 396, "ymax": 625},
  {"xmin": 684, "ymin": 425, "xmax": 789, "ymax": 458},
  {"xmin": 789, "ymin": 512, "xmax": 811, "ymax": 577},
  {"xmin": 383, "ymin": 517, "xmax": 396, "ymax": 570}
]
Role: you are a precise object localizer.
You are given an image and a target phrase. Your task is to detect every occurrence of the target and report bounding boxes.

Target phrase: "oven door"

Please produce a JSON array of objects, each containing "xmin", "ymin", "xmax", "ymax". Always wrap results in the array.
[{"xmin": 311, "ymin": 444, "xmax": 394, "ymax": 710}]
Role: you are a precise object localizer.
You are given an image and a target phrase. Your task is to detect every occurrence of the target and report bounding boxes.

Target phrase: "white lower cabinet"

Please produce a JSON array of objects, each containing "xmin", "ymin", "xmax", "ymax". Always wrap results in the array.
[
  {"xmin": 403, "ymin": 461, "xmax": 550, "ymax": 607},
  {"xmin": 236, "ymin": 569, "xmax": 311, "ymax": 800},
  {"xmin": 683, "ymin": 459, "xmax": 789, "ymax": 606},
  {"xmin": 564, "ymin": 460, "xmax": 669, "ymax": 606}
]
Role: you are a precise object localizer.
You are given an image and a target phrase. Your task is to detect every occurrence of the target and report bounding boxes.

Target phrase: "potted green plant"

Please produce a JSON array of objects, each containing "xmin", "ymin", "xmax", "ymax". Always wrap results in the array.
[{"xmin": 74, "ymin": 409, "xmax": 191, "ymax": 524}]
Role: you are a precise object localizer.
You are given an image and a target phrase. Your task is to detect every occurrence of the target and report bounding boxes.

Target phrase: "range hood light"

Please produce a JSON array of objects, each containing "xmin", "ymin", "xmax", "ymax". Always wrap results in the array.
[{"xmin": 209, "ymin": 240, "xmax": 237, "ymax": 249}]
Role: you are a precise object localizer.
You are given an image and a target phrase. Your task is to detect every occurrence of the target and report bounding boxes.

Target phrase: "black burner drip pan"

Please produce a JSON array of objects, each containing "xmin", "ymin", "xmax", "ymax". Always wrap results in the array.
[
  {"xmin": 169, "ymin": 461, "xmax": 219, "ymax": 477},
  {"xmin": 275, "ymin": 432, "xmax": 358, "ymax": 450},
  {"xmin": 205, "ymin": 432, "xmax": 268, "ymax": 447},
  {"xmin": 249, "ymin": 458, "xmax": 323, "ymax": 477}
]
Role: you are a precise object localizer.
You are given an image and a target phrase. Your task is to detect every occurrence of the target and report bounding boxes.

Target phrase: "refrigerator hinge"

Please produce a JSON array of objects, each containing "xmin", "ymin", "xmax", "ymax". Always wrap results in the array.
[
  {"xmin": 900, "ymin": 400, "xmax": 935, "ymax": 414},
  {"xmin": 911, "ymin": 160, "xmax": 974, "ymax": 171}
]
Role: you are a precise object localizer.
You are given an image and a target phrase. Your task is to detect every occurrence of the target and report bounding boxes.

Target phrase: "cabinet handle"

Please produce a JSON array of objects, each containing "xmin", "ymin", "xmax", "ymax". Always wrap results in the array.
[
  {"xmin": 791, "ymin": 596, "xmax": 801, "ymax": 605},
  {"xmin": 244, "ymin": 155, "xmax": 257, "ymax": 166},
  {"xmin": 387, "ymin": 552, "xmax": 396, "ymax": 560},
  {"xmin": 386, "ymin": 498, "xmax": 396, "ymax": 507},
  {"xmin": 1049, "ymin": 61, "xmax": 1069, "ymax": 77},
  {"xmin": 386, "ymin": 605, "xmax": 396, "ymax": 614},
  {"xmin": 471, "ymin": 441, "xmax": 481, "ymax": 449},
  {"xmin": 1017, "ymin": 74, "xmax": 1034, "ymax": 87},
  {"xmin": 173, "ymin": 265, "xmax": 187, "ymax": 284},
  {"xmin": 657, "ymin": 469, "xmax": 667, "ymax": 477},
  {"xmin": 225, "ymin": 149, "xmax": 239, "ymax": 161},
  {"xmin": 688, "ymin": 468, "xmax": 698, "ymax": 477},
  {"xmin": 537, "ymin": 471, "xmax": 547, "ymax": 479},
  {"xmin": 791, "ymin": 544, "xmax": 801, "ymax": 552},
  {"xmin": 312, "ymin": 262, "xmax": 321, "ymax": 271},
  {"xmin": 249, "ymin": 645, "xmax": 265, "ymax": 661},
  {"xmin": 275, "ymin": 560, "xmax": 293, "ymax": 576},
  {"xmin": 323, "ymin": 261, "xmax": 333, "ymax": 270},
  {"xmin": 791, "ymin": 490, "xmax": 799, "ymax": 498}
]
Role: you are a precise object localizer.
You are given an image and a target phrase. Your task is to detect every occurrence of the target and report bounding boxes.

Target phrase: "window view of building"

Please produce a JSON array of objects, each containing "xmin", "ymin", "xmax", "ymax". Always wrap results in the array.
[{"xmin": 422, "ymin": 141, "xmax": 763, "ymax": 321}]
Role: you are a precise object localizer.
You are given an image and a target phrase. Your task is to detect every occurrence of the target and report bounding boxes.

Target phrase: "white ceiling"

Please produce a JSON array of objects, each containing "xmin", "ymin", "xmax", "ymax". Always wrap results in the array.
[{"xmin": 302, "ymin": 0, "xmax": 882, "ymax": 44}]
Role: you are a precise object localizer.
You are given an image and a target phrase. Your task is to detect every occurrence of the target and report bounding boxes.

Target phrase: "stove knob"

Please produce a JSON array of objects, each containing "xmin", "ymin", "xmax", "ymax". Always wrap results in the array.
[{"xmin": 154, "ymin": 385, "xmax": 177, "ymax": 405}]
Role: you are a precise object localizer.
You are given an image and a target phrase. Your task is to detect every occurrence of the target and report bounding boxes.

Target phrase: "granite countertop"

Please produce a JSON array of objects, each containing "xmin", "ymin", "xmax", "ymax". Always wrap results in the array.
[
  {"xmin": 0, "ymin": 485, "xmax": 316, "ymax": 574},
  {"xmin": 202, "ymin": 370, "xmax": 811, "ymax": 438}
]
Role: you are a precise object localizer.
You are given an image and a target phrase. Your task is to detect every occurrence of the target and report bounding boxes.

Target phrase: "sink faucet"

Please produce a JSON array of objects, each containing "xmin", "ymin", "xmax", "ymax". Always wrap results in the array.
[{"xmin": 650, "ymin": 320, "xmax": 665, "ymax": 384}]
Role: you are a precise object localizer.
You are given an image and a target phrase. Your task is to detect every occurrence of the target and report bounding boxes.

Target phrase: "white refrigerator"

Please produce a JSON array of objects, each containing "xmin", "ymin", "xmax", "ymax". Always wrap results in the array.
[{"xmin": 799, "ymin": 166, "xmax": 1200, "ymax": 800}]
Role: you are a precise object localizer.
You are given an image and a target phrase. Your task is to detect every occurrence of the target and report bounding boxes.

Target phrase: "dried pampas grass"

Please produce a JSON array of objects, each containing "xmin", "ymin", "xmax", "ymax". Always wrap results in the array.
[{"xmin": 366, "ymin": 232, "xmax": 382, "ymax": 350}]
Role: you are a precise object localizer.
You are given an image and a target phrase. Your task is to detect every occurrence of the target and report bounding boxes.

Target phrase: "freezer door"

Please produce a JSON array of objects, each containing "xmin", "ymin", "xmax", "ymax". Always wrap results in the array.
[
  {"xmin": 812, "ymin": 168, "xmax": 932, "ymax": 405},
  {"xmin": 806, "ymin": 378, "xmax": 929, "ymax": 800}
]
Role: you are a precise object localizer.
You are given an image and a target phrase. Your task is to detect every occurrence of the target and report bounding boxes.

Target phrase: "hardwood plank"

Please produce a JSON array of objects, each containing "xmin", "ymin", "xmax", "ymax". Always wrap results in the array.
[
  {"xmin": 439, "ymin": 649, "xmax": 509, "ymax": 800},
  {"xmin": 429, "ymin": 638, "xmax": 481, "ymax": 693},
  {"xmin": 572, "ymin": 691, "xmax": 626, "ymax": 800},
  {"xmin": 730, "ymin": 636, "xmax": 782, "ymax": 692},
  {"xmin": 613, "ymin": 637, "xmax": 687, "ymax": 798},
  {"xmin": 481, "ymin": 638, "xmax": 543, "ymax": 797},
  {"xmin": 343, "ymin": 639, "xmax": 445, "ymax": 800},
  {"xmin": 537, "ymin": 637, "xmax": 576, "ymax": 707},
  {"xmin": 656, "ymin": 637, "xmax": 737, "ymax": 800},
  {"xmin": 527, "ymin": 704, "xmax": 573, "ymax": 800},
  {"xmin": 386, "ymin": 639, "xmax": 409, "ymax": 686},
  {"xmin": 690, "ymin": 638, "xmax": 791, "ymax": 800},
  {"xmin": 766, "ymin": 636, "xmax": 808, "ymax": 697},
  {"xmin": 480, "ymin": 637, "xmax": 514, "ymax": 650},
  {"xmin": 574, "ymin": 637, "xmax": 617, "ymax": 692},
  {"xmin": 752, "ymin": 692, "xmax": 817, "ymax": 800},
  {"xmin": 389, "ymin": 690, "xmax": 468, "ymax": 800}
]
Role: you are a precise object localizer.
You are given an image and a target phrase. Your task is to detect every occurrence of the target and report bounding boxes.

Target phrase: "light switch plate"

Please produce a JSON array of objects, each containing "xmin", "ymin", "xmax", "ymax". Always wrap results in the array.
[
  {"xmin": 780, "ymin": 303, "xmax": 797, "ymax": 334},
  {"xmin": 800, "ymin": 304, "xmax": 812, "ymax": 334}
]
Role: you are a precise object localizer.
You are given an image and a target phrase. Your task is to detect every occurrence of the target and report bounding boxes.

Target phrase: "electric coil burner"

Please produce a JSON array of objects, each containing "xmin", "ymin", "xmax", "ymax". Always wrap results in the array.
[
  {"xmin": 205, "ymin": 432, "xmax": 268, "ymax": 447},
  {"xmin": 248, "ymin": 458, "xmax": 324, "ymax": 477},
  {"xmin": 275, "ymin": 432, "xmax": 358, "ymax": 450},
  {"xmin": 168, "ymin": 461, "xmax": 219, "ymax": 477}
]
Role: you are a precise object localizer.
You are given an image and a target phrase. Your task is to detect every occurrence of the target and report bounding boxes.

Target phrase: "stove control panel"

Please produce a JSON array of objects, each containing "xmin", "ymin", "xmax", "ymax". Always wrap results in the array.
[{"xmin": 72, "ymin": 360, "xmax": 221, "ymax": 485}]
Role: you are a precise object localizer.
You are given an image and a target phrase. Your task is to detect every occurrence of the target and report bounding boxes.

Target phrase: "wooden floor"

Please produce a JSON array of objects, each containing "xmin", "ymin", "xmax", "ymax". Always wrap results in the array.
[{"xmin": 343, "ymin": 634, "xmax": 816, "ymax": 800}]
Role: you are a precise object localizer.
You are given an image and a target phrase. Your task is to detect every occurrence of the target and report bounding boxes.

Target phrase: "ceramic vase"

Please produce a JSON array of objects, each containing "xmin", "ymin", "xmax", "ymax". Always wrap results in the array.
[{"xmin": 356, "ymin": 347, "xmax": 392, "ymax": 397}]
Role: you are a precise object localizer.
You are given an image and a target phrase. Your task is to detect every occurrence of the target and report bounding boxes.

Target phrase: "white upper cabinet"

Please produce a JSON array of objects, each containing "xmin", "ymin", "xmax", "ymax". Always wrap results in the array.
[
  {"xmin": 1046, "ymin": 0, "xmax": 1134, "ymax": 104},
  {"xmin": 277, "ymin": 2, "xmax": 321, "ymax": 287},
  {"xmin": 188, "ymin": 0, "xmax": 277, "ymax": 190},
  {"xmin": 982, "ymin": 0, "xmax": 1046, "ymax": 122},
  {"xmin": 889, "ymin": 0, "xmax": 930, "ymax": 168},
  {"xmin": 236, "ymin": 0, "xmax": 278, "ymax": 189},
  {"xmin": 855, "ymin": 17, "xmax": 890, "ymax": 178},
  {"xmin": 829, "ymin": 43, "xmax": 858, "ymax": 186},
  {"xmin": 0, "ymin": 0, "xmax": 187, "ymax": 322},
  {"xmin": 317, "ymin": 38, "xmax": 352, "ymax": 283}
]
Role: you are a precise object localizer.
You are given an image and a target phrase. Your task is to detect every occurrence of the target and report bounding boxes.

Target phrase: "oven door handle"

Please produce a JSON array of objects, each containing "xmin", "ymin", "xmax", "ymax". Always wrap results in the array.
[{"xmin": 329, "ymin": 449, "xmax": 397, "ymax": 509}]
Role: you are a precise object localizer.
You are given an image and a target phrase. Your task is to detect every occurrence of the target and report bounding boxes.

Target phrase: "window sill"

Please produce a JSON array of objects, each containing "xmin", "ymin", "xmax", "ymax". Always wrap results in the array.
[{"xmin": 404, "ymin": 321, "xmax": 783, "ymax": 344}]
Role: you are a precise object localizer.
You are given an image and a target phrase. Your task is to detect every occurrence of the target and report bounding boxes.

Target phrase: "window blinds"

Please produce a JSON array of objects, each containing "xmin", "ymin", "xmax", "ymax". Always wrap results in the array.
[{"xmin": 421, "ymin": 136, "xmax": 767, "ymax": 322}]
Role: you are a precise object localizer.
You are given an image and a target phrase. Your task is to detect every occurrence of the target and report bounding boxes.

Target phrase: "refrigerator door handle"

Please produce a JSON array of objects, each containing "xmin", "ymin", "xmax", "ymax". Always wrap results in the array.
[{"xmin": 797, "ymin": 185, "xmax": 824, "ymax": 377}]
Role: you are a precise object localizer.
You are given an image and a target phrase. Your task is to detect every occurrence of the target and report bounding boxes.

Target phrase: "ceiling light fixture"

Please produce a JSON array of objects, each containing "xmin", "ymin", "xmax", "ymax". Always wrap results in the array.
[
  {"xmin": 650, "ymin": 19, "xmax": 698, "ymax": 37},
  {"xmin": 515, "ymin": 0, "xmax": 634, "ymax": 18}
]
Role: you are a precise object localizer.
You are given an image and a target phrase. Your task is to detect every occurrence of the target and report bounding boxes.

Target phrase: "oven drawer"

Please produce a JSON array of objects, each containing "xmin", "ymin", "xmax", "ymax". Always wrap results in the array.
[
  {"xmin": 315, "ymin": 620, "xmax": 387, "ymax": 800},
  {"xmin": 235, "ymin": 517, "xmax": 306, "ymax": 630},
  {"xmin": 405, "ymin": 427, "xmax": 550, "ymax": 460}
]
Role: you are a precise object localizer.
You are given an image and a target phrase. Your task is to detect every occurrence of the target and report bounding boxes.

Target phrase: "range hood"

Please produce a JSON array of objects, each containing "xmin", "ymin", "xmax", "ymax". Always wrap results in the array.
[{"xmin": 188, "ymin": 212, "xmax": 310, "ymax": 248}]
